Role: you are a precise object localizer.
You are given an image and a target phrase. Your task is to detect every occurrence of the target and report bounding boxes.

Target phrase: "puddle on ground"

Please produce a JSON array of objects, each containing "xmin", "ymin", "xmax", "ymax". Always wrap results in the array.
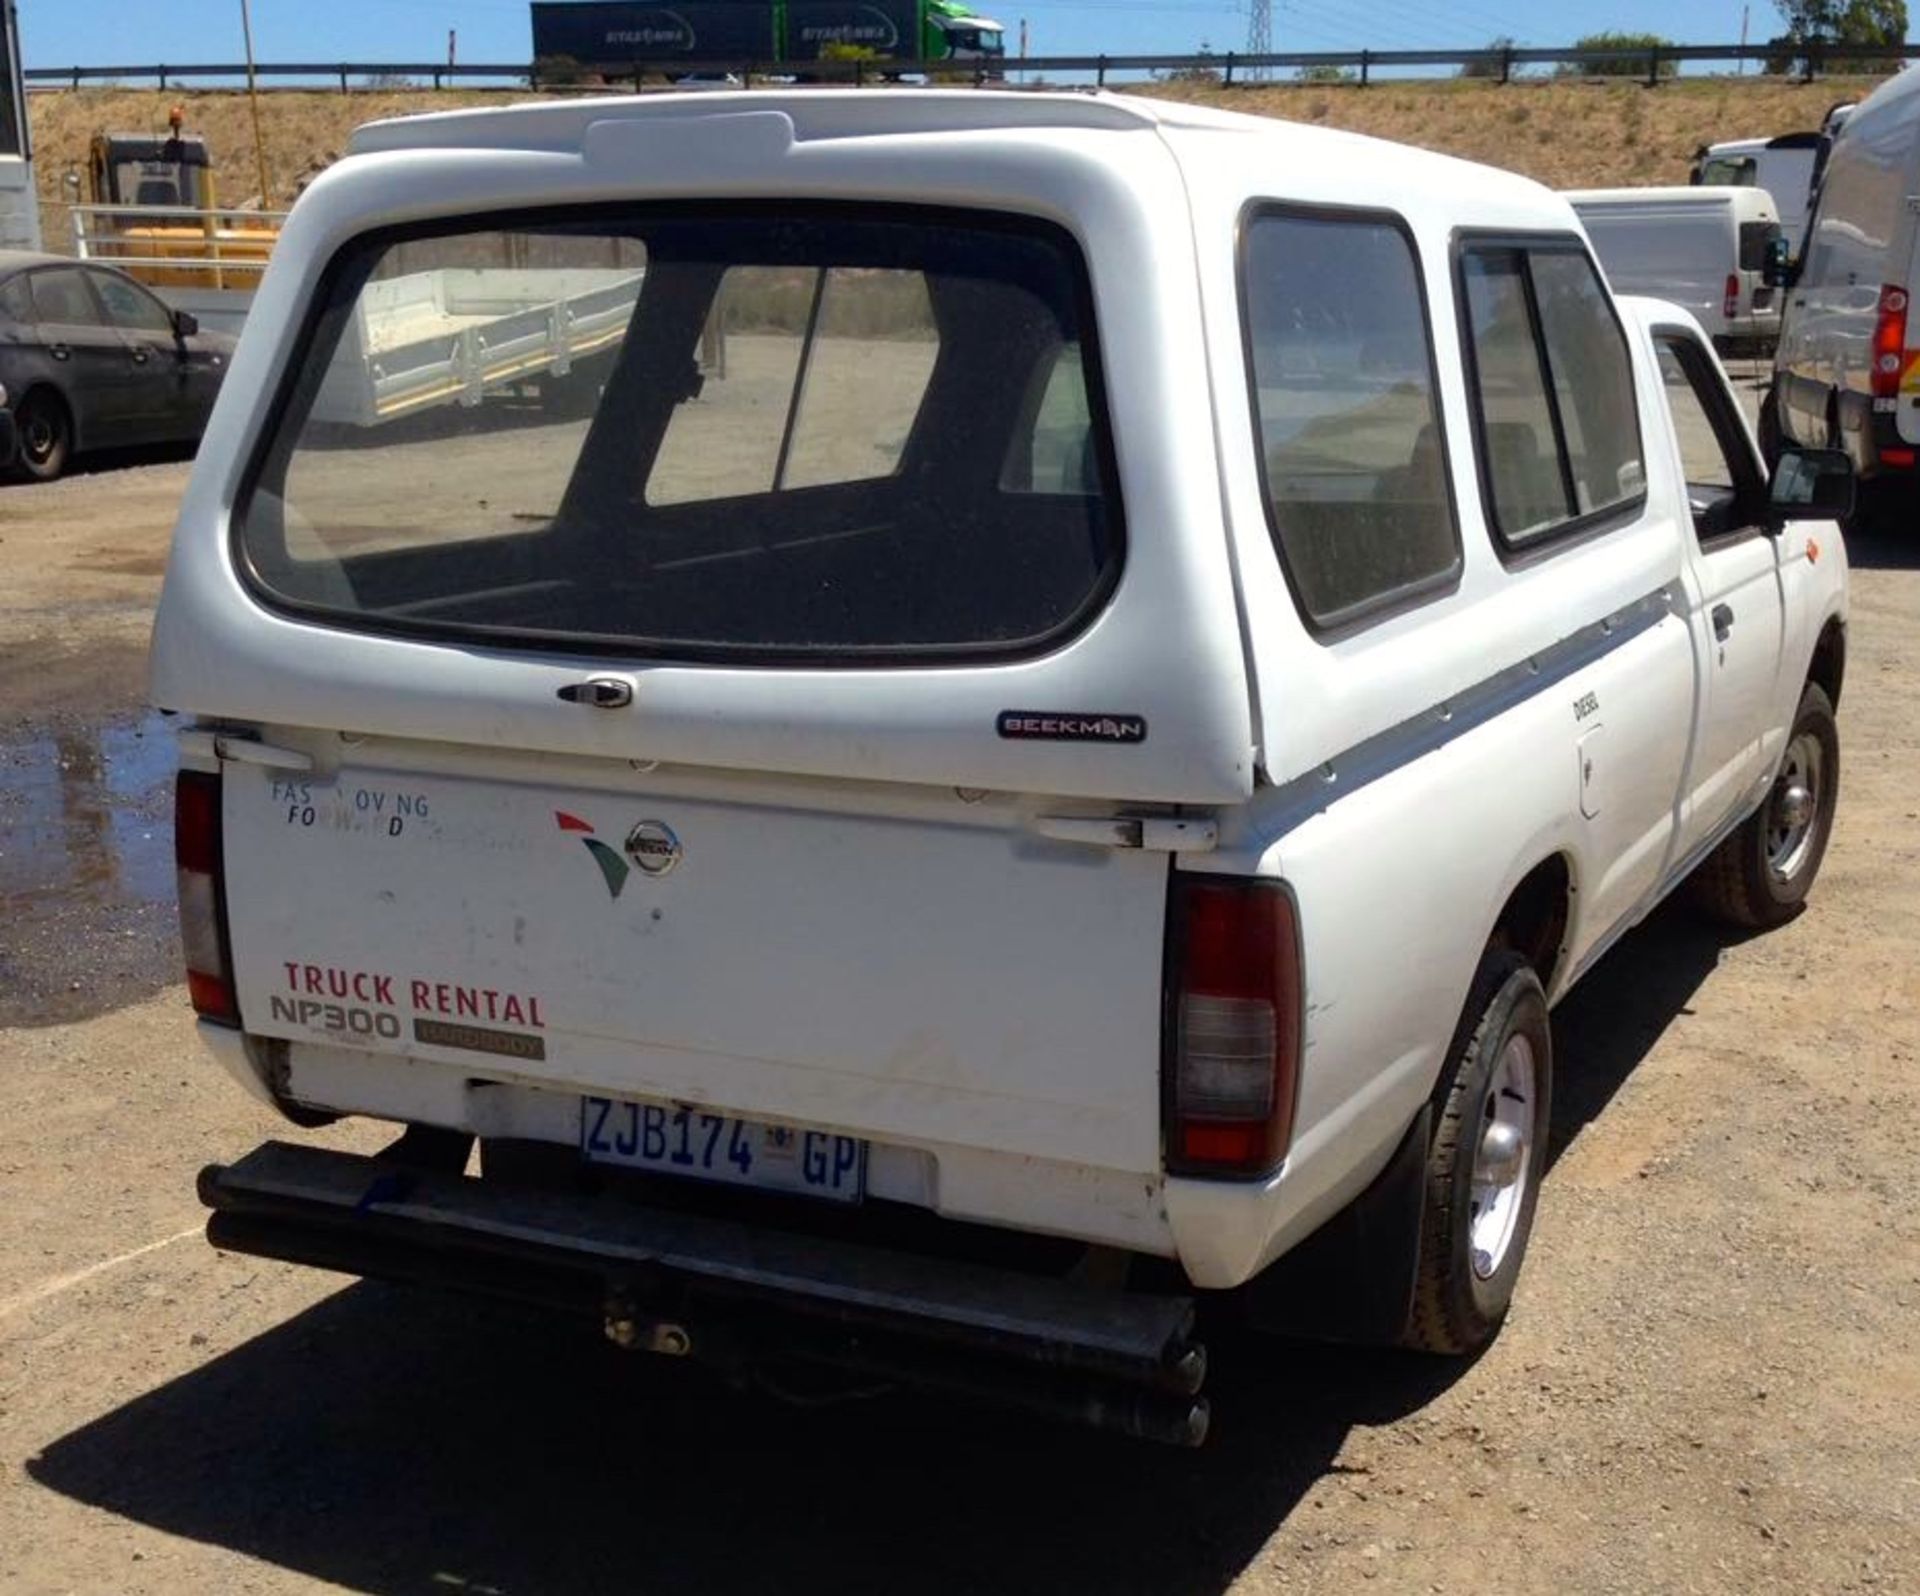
[{"xmin": 0, "ymin": 708, "xmax": 181, "ymax": 1026}]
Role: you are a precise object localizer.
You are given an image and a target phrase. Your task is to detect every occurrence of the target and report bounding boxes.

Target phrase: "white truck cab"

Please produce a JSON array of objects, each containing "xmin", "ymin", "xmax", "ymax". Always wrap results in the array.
[
  {"xmin": 1692, "ymin": 132, "xmax": 1825, "ymax": 256},
  {"xmin": 157, "ymin": 92, "xmax": 1851, "ymax": 1446}
]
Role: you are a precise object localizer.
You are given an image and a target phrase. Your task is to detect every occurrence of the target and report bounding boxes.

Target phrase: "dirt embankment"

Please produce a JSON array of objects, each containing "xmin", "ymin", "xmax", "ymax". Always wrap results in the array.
[
  {"xmin": 23, "ymin": 74, "xmax": 1898, "ymax": 248},
  {"xmin": 1141, "ymin": 73, "xmax": 1892, "ymax": 187}
]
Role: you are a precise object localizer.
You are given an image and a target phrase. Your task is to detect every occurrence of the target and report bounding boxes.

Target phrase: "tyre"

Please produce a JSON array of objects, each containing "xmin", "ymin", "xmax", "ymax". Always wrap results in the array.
[
  {"xmin": 547, "ymin": 366, "xmax": 606, "ymax": 420},
  {"xmin": 11, "ymin": 390, "xmax": 71, "ymax": 483},
  {"xmin": 1692, "ymin": 681, "xmax": 1838, "ymax": 930},
  {"xmin": 1401, "ymin": 950, "xmax": 1553, "ymax": 1356}
]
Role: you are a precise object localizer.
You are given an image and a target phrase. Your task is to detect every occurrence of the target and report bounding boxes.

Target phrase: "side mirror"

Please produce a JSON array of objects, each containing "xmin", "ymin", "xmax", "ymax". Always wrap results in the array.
[
  {"xmin": 1768, "ymin": 446, "xmax": 1854, "ymax": 524},
  {"xmin": 1763, "ymin": 235, "xmax": 1796, "ymax": 289},
  {"xmin": 171, "ymin": 308, "xmax": 198, "ymax": 339}
]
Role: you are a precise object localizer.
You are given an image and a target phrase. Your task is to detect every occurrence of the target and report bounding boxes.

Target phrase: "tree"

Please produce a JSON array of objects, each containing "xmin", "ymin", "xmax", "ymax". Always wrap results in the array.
[
  {"xmin": 531, "ymin": 54, "xmax": 592, "ymax": 87},
  {"xmin": 1765, "ymin": 1, "xmax": 1908, "ymax": 73},
  {"xmin": 1295, "ymin": 63, "xmax": 1357, "ymax": 84},
  {"xmin": 1459, "ymin": 37, "xmax": 1516, "ymax": 79},
  {"xmin": 1559, "ymin": 32, "xmax": 1678, "ymax": 78}
]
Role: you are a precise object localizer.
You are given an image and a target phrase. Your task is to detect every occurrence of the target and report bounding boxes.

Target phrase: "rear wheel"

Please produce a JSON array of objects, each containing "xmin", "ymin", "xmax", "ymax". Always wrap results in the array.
[
  {"xmin": 1401, "ymin": 951, "xmax": 1553, "ymax": 1356},
  {"xmin": 1692, "ymin": 681, "xmax": 1838, "ymax": 929},
  {"xmin": 12, "ymin": 390, "xmax": 71, "ymax": 482}
]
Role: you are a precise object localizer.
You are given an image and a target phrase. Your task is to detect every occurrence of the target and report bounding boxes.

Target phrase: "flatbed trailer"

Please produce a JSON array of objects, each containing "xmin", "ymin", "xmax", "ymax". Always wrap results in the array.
[{"xmin": 310, "ymin": 265, "xmax": 645, "ymax": 426}]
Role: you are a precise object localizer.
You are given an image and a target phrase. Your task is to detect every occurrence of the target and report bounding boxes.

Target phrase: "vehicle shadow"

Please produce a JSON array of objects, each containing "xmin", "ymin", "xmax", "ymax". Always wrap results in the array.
[
  {"xmin": 1843, "ymin": 498, "xmax": 1920, "ymax": 570},
  {"xmin": 26, "ymin": 908, "xmax": 1737, "ymax": 1594},
  {"xmin": 1544, "ymin": 897, "xmax": 1748, "ymax": 1171},
  {"xmin": 0, "ymin": 440, "xmax": 200, "ymax": 485},
  {"xmin": 27, "ymin": 1280, "xmax": 1460, "ymax": 1596}
]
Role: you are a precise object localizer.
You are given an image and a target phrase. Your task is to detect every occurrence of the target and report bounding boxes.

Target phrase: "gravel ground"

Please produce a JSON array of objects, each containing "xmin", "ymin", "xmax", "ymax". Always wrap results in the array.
[{"xmin": 0, "ymin": 453, "xmax": 1916, "ymax": 1595}]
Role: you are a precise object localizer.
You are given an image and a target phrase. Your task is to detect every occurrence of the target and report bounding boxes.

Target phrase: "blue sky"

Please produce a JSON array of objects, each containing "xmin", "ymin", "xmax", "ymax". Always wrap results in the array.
[{"xmin": 15, "ymin": 0, "xmax": 1914, "ymax": 67}]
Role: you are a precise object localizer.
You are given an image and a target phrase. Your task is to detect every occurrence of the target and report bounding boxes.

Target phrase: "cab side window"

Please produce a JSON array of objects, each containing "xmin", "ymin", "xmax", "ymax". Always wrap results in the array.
[
  {"xmin": 1241, "ymin": 207, "xmax": 1460, "ymax": 629},
  {"xmin": 1697, "ymin": 156, "xmax": 1757, "ymax": 187},
  {"xmin": 646, "ymin": 264, "xmax": 938, "ymax": 506},
  {"xmin": 1460, "ymin": 241, "xmax": 1645, "ymax": 551},
  {"xmin": 1655, "ymin": 332, "xmax": 1766, "ymax": 544},
  {"xmin": 1001, "ymin": 342, "xmax": 1095, "ymax": 495}
]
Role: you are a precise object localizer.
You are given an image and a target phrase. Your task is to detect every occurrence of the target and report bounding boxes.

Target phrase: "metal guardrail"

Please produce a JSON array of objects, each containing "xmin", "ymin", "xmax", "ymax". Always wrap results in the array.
[
  {"xmin": 70, "ymin": 202, "xmax": 289, "ymax": 287},
  {"xmin": 70, "ymin": 201, "xmax": 288, "ymax": 227},
  {"xmin": 20, "ymin": 40, "xmax": 1920, "ymax": 93}
]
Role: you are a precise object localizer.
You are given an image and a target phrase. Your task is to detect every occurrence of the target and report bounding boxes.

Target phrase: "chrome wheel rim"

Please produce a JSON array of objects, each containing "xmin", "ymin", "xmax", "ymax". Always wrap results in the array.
[
  {"xmin": 1469, "ymin": 1033, "xmax": 1536, "ymax": 1281},
  {"xmin": 1766, "ymin": 731, "xmax": 1823, "ymax": 882}
]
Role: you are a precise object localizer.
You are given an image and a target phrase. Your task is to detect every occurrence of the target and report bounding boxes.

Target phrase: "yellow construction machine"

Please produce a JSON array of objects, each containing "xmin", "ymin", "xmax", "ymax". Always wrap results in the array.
[{"xmin": 75, "ymin": 108, "xmax": 280, "ymax": 291}]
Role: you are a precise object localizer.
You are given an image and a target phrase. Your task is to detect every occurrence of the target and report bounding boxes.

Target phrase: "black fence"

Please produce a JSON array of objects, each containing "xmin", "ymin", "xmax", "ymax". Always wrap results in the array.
[{"xmin": 23, "ymin": 40, "xmax": 1920, "ymax": 94}]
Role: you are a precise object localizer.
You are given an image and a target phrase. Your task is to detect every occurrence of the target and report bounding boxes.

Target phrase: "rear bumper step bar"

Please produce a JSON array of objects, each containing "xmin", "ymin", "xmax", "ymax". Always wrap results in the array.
[{"xmin": 198, "ymin": 1140, "xmax": 1209, "ymax": 1446}]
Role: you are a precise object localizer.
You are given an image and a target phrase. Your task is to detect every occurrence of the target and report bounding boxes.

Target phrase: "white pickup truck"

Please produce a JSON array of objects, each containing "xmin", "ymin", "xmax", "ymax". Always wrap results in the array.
[{"xmin": 153, "ymin": 92, "xmax": 1852, "ymax": 1447}]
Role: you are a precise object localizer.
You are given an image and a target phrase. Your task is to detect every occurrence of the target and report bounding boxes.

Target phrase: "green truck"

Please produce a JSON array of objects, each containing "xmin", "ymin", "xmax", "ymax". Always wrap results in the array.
[{"xmin": 530, "ymin": 1, "xmax": 1008, "ymax": 74}]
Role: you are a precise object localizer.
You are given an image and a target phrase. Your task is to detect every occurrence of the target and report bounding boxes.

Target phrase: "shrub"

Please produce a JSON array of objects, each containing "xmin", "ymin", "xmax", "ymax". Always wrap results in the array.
[
  {"xmin": 1559, "ymin": 32, "xmax": 1678, "ymax": 79},
  {"xmin": 1459, "ymin": 37, "xmax": 1516, "ymax": 79}
]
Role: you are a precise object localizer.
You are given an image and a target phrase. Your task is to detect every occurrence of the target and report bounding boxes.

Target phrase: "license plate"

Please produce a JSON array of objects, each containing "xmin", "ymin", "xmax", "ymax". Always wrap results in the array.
[{"xmin": 579, "ymin": 1096, "xmax": 867, "ymax": 1204}]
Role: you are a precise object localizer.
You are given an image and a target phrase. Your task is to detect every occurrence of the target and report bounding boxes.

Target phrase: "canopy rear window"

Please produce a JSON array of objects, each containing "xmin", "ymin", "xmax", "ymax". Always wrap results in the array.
[{"xmin": 236, "ymin": 205, "xmax": 1123, "ymax": 664}]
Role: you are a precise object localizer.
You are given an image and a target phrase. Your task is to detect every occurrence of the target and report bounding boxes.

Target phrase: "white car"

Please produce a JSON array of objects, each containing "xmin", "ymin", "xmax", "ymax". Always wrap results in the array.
[{"xmin": 155, "ymin": 91, "xmax": 1852, "ymax": 1446}]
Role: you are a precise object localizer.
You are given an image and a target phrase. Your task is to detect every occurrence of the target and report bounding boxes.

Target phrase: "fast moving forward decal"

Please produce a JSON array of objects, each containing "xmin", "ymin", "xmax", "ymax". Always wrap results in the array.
[{"xmin": 557, "ymin": 810, "xmax": 631, "ymax": 898}]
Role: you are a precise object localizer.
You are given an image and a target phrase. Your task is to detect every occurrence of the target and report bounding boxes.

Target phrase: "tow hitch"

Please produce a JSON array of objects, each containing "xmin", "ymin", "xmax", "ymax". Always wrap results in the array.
[{"xmin": 199, "ymin": 1138, "xmax": 1210, "ymax": 1446}]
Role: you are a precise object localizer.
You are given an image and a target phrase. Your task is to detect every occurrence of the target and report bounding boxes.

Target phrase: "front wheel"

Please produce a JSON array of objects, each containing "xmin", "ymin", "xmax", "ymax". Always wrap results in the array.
[
  {"xmin": 1692, "ymin": 681, "xmax": 1839, "ymax": 930},
  {"xmin": 1401, "ymin": 951, "xmax": 1553, "ymax": 1356},
  {"xmin": 11, "ymin": 391, "xmax": 71, "ymax": 482}
]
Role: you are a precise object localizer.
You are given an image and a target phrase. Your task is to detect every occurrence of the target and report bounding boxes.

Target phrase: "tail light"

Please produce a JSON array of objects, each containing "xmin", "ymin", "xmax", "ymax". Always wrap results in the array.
[
  {"xmin": 1165, "ymin": 876, "xmax": 1301, "ymax": 1179},
  {"xmin": 1723, "ymin": 273, "xmax": 1741, "ymax": 322},
  {"xmin": 175, "ymin": 769, "xmax": 239, "ymax": 1025},
  {"xmin": 1872, "ymin": 283, "xmax": 1911, "ymax": 399}
]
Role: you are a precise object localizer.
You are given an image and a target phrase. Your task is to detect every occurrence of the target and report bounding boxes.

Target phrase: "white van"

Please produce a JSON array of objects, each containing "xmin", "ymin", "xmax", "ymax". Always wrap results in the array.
[
  {"xmin": 1692, "ymin": 132, "xmax": 1824, "ymax": 255},
  {"xmin": 1770, "ymin": 68, "xmax": 1920, "ymax": 491},
  {"xmin": 158, "ymin": 92, "xmax": 1852, "ymax": 1445},
  {"xmin": 1568, "ymin": 186, "xmax": 1787, "ymax": 353}
]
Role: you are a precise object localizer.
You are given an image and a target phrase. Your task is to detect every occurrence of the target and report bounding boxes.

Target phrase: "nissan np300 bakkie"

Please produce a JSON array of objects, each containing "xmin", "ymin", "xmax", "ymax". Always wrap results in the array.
[{"xmin": 156, "ymin": 91, "xmax": 1853, "ymax": 1445}]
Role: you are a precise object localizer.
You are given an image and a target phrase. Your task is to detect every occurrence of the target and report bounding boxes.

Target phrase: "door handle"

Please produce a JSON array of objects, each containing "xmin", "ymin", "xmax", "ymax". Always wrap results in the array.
[
  {"xmin": 556, "ymin": 677, "xmax": 634, "ymax": 708},
  {"xmin": 130, "ymin": 345, "xmax": 150, "ymax": 364},
  {"xmin": 1711, "ymin": 603, "xmax": 1735, "ymax": 641},
  {"xmin": 49, "ymin": 343, "xmax": 69, "ymax": 360}
]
